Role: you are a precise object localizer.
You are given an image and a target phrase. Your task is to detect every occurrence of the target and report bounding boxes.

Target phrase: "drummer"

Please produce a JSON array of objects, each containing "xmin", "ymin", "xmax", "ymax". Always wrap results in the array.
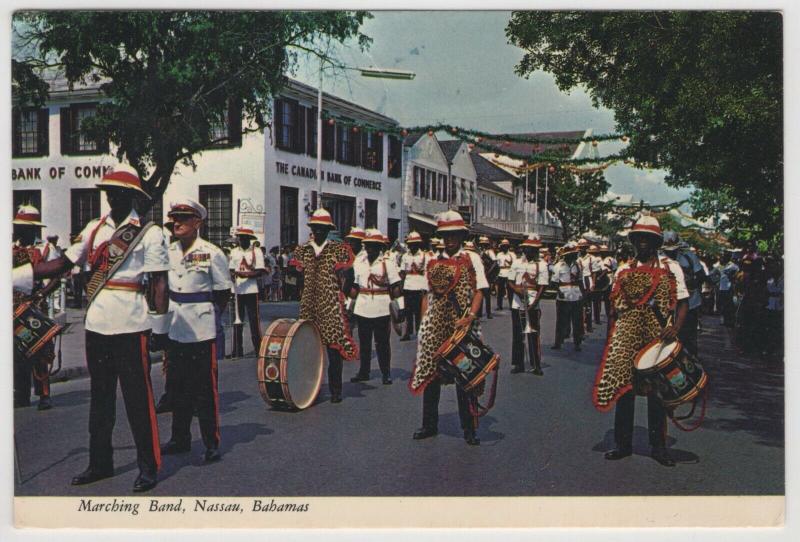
[
  {"xmin": 399, "ymin": 231, "xmax": 428, "ymax": 341},
  {"xmin": 294, "ymin": 208, "xmax": 359, "ymax": 404},
  {"xmin": 410, "ymin": 210, "xmax": 489, "ymax": 446},
  {"xmin": 349, "ymin": 229, "xmax": 402, "ymax": 385},
  {"xmin": 12, "ymin": 204, "xmax": 55, "ymax": 411},
  {"xmin": 594, "ymin": 214, "xmax": 689, "ymax": 467},
  {"xmin": 159, "ymin": 198, "xmax": 232, "ymax": 463}
]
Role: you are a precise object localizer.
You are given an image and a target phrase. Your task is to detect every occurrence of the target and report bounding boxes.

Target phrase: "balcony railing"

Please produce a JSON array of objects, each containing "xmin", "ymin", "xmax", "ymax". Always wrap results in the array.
[{"xmin": 480, "ymin": 220, "xmax": 563, "ymax": 240}]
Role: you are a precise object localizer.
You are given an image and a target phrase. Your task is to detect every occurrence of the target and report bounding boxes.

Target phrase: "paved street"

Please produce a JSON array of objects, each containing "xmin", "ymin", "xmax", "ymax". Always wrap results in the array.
[{"xmin": 14, "ymin": 300, "xmax": 783, "ymax": 496}]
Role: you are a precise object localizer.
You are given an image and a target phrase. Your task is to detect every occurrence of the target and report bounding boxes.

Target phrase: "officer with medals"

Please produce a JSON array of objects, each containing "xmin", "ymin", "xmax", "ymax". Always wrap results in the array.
[
  {"xmin": 33, "ymin": 164, "xmax": 169, "ymax": 492},
  {"xmin": 159, "ymin": 199, "xmax": 232, "ymax": 463},
  {"xmin": 508, "ymin": 234, "xmax": 550, "ymax": 375},
  {"xmin": 349, "ymin": 229, "xmax": 402, "ymax": 385},
  {"xmin": 399, "ymin": 231, "xmax": 428, "ymax": 341},
  {"xmin": 12, "ymin": 204, "xmax": 55, "ymax": 410},
  {"xmin": 229, "ymin": 227, "xmax": 265, "ymax": 357}
]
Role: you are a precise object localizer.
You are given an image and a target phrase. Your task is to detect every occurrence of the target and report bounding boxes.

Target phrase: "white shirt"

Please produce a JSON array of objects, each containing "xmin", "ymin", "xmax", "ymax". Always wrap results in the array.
[
  {"xmin": 400, "ymin": 250, "xmax": 429, "ymax": 291},
  {"xmin": 13, "ymin": 263, "xmax": 33, "ymax": 294},
  {"xmin": 229, "ymin": 245, "xmax": 266, "ymax": 294},
  {"xmin": 509, "ymin": 257, "xmax": 550, "ymax": 309},
  {"xmin": 168, "ymin": 237, "xmax": 232, "ymax": 343},
  {"xmin": 353, "ymin": 256, "xmax": 401, "ymax": 318},
  {"xmin": 553, "ymin": 260, "xmax": 583, "ymax": 302},
  {"xmin": 496, "ymin": 251, "xmax": 515, "ymax": 278},
  {"xmin": 309, "ymin": 239, "xmax": 328, "ymax": 257},
  {"xmin": 355, "ymin": 249, "xmax": 368, "ymax": 265},
  {"xmin": 65, "ymin": 210, "xmax": 169, "ymax": 334}
]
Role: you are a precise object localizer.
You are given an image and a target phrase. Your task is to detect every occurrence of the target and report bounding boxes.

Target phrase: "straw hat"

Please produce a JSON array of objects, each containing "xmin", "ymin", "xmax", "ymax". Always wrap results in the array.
[
  {"xmin": 96, "ymin": 163, "xmax": 151, "ymax": 198},
  {"xmin": 345, "ymin": 226, "xmax": 366, "ymax": 240},
  {"xmin": 521, "ymin": 234, "xmax": 543, "ymax": 249},
  {"xmin": 436, "ymin": 210, "xmax": 468, "ymax": 233},
  {"xmin": 406, "ymin": 231, "xmax": 423, "ymax": 244},
  {"xmin": 307, "ymin": 208, "xmax": 335, "ymax": 229},
  {"xmin": 478, "ymin": 235, "xmax": 490, "ymax": 245},
  {"xmin": 235, "ymin": 226, "xmax": 258, "ymax": 239},
  {"xmin": 363, "ymin": 228, "xmax": 386, "ymax": 244},
  {"xmin": 13, "ymin": 204, "xmax": 46, "ymax": 227},
  {"xmin": 628, "ymin": 214, "xmax": 663, "ymax": 240}
]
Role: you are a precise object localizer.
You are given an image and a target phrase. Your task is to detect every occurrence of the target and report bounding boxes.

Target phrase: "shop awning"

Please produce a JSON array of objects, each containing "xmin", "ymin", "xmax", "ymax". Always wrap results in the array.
[
  {"xmin": 470, "ymin": 223, "xmax": 525, "ymax": 241},
  {"xmin": 407, "ymin": 212, "xmax": 438, "ymax": 227}
]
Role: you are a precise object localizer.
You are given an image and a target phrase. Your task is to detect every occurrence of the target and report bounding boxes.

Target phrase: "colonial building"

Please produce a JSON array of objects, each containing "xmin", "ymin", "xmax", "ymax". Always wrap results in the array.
[{"xmin": 12, "ymin": 78, "xmax": 403, "ymax": 249}]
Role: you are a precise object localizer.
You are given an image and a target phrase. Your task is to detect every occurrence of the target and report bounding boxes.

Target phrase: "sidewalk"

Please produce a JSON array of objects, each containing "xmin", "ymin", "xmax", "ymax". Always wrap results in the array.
[{"xmin": 49, "ymin": 301, "xmax": 301, "ymax": 382}]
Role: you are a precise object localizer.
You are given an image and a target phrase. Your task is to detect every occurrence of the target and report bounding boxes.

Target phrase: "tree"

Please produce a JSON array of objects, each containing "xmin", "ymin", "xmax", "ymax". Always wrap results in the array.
[
  {"xmin": 531, "ymin": 167, "xmax": 612, "ymax": 241},
  {"xmin": 506, "ymin": 12, "xmax": 782, "ymax": 247},
  {"xmin": 13, "ymin": 11, "xmax": 372, "ymax": 201}
]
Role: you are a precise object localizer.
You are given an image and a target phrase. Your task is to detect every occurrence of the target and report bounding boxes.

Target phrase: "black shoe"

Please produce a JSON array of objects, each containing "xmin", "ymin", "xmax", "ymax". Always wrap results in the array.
[
  {"xmin": 604, "ymin": 447, "xmax": 633, "ymax": 460},
  {"xmin": 382, "ymin": 376, "xmax": 393, "ymax": 385},
  {"xmin": 413, "ymin": 426, "xmax": 438, "ymax": 440},
  {"xmin": 529, "ymin": 368, "xmax": 544, "ymax": 376},
  {"xmin": 463, "ymin": 430, "xmax": 481, "ymax": 446},
  {"xmin": 203, "ymin": 449, "xmax": 222, "ymax": 463},
  {"xmin": 651, "ymin": 448, "xmax": 676, "ymax": 467},
  {"xmin": 133, "ymin": 473, "xmax": 157, "ymax": 492},
  {"xmin": 37, "ymin": 396, "xmax": 52, "ymax": 411},
  {"xmin": 551, "ymin": 344, "xmax": 561, "ymax": 350},
  {"xmin": 155, "ymin": 395, "xmax": 172, "ymax": 414},
  {"xmin": 510, "ymin": 367, "xmax": 524, "ymax": 374},
  {"xmin": 350, "ymin": 373, "xmax": 369, "ymax": 383},
  {"xmin": 400, "ymin": 335, "xmax": 411, "ymax": 342},
  {"xmin": 71, "ymin": 467, "xmax": 114, "ymax": 486},
  {"xmin": 331, "ymin": 394, "xmax": 342, "ymax": 404},
  {"xmin": 160, "ymin": 440, "xmax": 191, "ymax": 455},
  {"xmin": 487, "ymin": 315, "xmax": 493, "ymax": 319}
]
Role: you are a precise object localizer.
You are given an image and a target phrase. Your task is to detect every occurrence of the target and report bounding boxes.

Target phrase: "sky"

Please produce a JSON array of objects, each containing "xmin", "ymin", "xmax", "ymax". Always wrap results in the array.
[{"xmin": 292, "ymin": 11, "xmax": 693, "ymax": 205}]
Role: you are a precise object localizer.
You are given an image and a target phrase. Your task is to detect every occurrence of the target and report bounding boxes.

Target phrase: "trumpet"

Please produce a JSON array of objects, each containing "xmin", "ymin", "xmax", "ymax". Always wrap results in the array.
[{"xmin": 519, "ymin": 275, "xmax": 538, "ymax": 335}]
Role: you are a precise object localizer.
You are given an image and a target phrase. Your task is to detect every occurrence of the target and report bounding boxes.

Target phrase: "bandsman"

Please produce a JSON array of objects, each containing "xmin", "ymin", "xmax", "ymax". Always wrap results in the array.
[
  {"xmin": 349, "ymin": 229, "xmax": 402, "ymax": 385},
  {"xmin": 577, "ymin": 238, "xmax": 600, "ymax": 332},
  {"xmin": 477, "ymin": 236, "xmax": 496, "ymax": 319},
  {"xmin": 552, "ymin": 242, "xmax": 586, "ymax": 351},
  {"xmin": 508, "ymin": 234, "xmax": 549, "ymax": 375},
  {"xmin": 229, "ymin": 226, "xmax": 265, "ymax": 357},
  {"xmin": 495, "ymin": 238, "xmax": 515, "ymax": 310},
  {"xmin": 399, "ymin": 231, "xmax": 428, "ymax": 341},
  {"xmin": 159, "ymin": 199, "xmax": 232, "ymax": 463},
  {"xmin": 32, "ymin": 164, "xmax": 169, "ymax": 492}
]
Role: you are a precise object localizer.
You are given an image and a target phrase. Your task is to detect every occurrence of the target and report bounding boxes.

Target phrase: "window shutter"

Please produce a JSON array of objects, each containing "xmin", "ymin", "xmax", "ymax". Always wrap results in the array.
[
  {"xmin": 12, "ymin": 109, "xmax": 20, "ymax": 157},
  {"xmin": 377, "ymin": 132, "xmax": 384, "ymax": 172},
  {"xmin": 37, "ymin": 108, "xmax": 49, "ymax": 156},
  {"xmin": 293, "ymin": 103, "xmax": 305, "ymax": 153},
  {"xmin": 307, "ymin": 106, "xmax": 317, "ymax": 155},
  {"xmin": 323, "ymin": 118, "xmax": 335, "ymax": 160},
  {"xmin": 60, "ymin": 107, "xmax": 72, "ymax": 155},
  {"xmin": 228, "ymin": 97, "xmax": 243, "ymax": 147},
  {"xmin": 273, "ymin": 98, "xmax": 284, "ymax": 147},
  {"xmin": 352, "ymin": 128, "xmax": 362, "ymax": 166}
]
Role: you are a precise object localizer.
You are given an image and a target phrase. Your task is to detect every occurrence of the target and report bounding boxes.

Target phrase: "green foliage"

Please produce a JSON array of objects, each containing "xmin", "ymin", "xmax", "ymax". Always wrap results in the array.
[
  {"xmin": 13, "ymin": 11, "xmax": 372, "ymax": 199},
  {"xmin": 507, "ymin": 11, "xmax": 783, "ymax": 244},
  {"xmin": 533, "ymin": 168, "xmax": 612, "ymax": 240}
]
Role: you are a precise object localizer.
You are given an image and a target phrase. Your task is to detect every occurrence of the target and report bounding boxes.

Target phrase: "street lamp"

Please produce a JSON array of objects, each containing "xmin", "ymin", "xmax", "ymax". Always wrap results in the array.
[{"xmin": 315, "ymin": 63, "xmax": 416, "ymax": 209}]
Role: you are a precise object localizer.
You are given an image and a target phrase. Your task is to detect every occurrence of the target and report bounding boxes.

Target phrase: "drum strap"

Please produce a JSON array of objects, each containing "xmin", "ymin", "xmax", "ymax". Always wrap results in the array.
[{"xmin": 670, "ymin": 387, "xmax": 708, "ymax": 432}]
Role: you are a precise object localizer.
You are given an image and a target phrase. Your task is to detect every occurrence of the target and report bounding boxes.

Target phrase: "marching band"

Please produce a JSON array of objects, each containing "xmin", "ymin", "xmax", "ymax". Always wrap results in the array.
[{"xmin": 13, "ymin": 164, "xmax": 727, "ymax": 492}]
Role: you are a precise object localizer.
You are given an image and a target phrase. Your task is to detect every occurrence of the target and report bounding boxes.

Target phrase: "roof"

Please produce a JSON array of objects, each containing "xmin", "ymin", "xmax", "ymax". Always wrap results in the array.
[
  {"xmin": 480, "ymin": 130, "xmax": 586, "ymax": 160},
  {"xmin": 470, "ymin": 152, "xmax": 518, "ymax": 184},
  {"xmin": 438, "ymin": 140, "xmax": 463, "ymax": 163},
  {"xmin": 403, "ymin": 132, "xmax": 425, "ymax": 147}
]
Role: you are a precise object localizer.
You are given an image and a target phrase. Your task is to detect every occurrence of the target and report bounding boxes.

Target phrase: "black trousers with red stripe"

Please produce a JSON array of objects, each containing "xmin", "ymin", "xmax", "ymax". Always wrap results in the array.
[
  {"xmin": 85, "ymin": 331, "xmax": 160, "ymax": 477},
  {"xmin": 356, "ymin": 315, "xmax": 391, "ymax": 378},
  {"xmin": 166, "ymin": 339, "xmax": 220, "ymax": 450},
  {"xmin": 613, "ymin": 390, "xmax": 667, "ymax": 449},
  {"xmin": 14, "ymin": 352, "xmax": 51, "ymax": 404},
  {"xmin": 234, "ymin": 293, "xmax": 261, "ymax": 356},
  {"xmin": 511, "ymin": 307, "xmax": 542, "ymax": 371}
]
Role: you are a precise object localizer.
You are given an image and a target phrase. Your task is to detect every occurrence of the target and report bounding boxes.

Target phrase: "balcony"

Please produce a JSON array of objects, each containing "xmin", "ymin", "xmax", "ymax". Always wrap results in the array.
[{"xmin": 479, "ymin": 220, "xmax": 563, "ymax": 241}]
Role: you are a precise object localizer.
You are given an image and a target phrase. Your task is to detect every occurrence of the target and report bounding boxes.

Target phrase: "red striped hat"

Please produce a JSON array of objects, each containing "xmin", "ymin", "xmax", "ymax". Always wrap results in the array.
[
  {"xmin": 478, "ymin": 235, "xmax": 490, "ymax": 245},
  {"xmin": 346, "ymin": 226, "xmax": 366, "ymax": 240},
  {"xmin": 363, "ymin": 228, "xmax": 386, "ymax": 244},
  {"xmin": 521, "ymin": 234, "xmax": 543, "ymax": 248},
  {"xmin": 436, "ymin": 210, "xmax": 468, "ymax": 232},
  {"xmin": 13, "ymin": 204, "xmax": 46, "ymax": 227},
  {"xmin": 628, "ymin": 214, "xmax": 663, "ymax": 239},
  {"xmin": 235, "ymin": 226, "xmax": 258, "ymax": 238},
  {"xmin": 406, "ymin": 231, "xmax": 423, "ymax": 244},
  {"xmin": 96, "ymin": 163, "xmax": 150, "ymax": 198},
  {"xmin": 308, "ymin": 208, "xmax": 335, "ymax": 229},
  {"xmin": 577, "ymin": 238, "xmax": 590, "ymax": 247},
  {"xmin": 499, "ymin": 238, "xmax": 510, "ymax": 246}
]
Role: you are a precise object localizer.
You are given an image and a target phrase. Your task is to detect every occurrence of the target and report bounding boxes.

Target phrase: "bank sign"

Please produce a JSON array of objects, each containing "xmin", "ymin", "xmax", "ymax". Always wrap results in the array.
[
  {"xmin": 12, "ymin": 164, "xmax": 114, "ymax": 181},
  {"xmin": 274, "ymin": 161, "xmax": 382, "ymax": 191}
]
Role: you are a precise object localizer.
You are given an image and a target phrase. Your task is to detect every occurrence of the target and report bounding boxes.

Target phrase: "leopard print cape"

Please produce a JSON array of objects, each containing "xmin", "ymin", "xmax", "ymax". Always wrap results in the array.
[
  {"xmin": 296, "ymin": 240, "xmax": 358, "ymax": 361},
  {"xmin": 409, "ymin": 254, "xmax": 480, "ymax": 393},
  {"xmin": 592, "ymin": 262, "xmax": 677, "ymax": 411}
]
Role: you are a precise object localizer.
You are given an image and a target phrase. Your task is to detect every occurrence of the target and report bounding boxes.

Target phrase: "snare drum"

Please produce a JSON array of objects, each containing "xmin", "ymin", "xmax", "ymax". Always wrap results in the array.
[
  {"xmin": 436, "ymin": 326, "xmax": 499, "ymax": 392},
  {"xmin": 634, "ymin": 339, "xmax": 708, "ymax": 408},
  {"xmin": 13, "ymin": 301, "xmax": 62, "ymax": 361},
  {"xmin": 257, "ymin": 319, "xmax": 324, "ymax": 410}
]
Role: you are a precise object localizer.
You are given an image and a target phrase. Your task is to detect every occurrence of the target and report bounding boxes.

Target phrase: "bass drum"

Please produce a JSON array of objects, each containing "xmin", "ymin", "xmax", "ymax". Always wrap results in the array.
[{"xmin": 257, "ymin": 318, "xmax": 324, "ymax": 410}]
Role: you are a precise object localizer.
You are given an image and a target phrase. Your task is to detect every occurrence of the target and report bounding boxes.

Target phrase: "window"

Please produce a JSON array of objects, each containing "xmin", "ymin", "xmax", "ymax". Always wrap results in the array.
[
  {"xmin": 388, "ymin": 136, "xmax": 402, "ymax": 178},
  {"xmin": 208, "ymin": 98, "xmax": 243, "ymax": 148},
  {"xmin": 430, "ymin": 171, "xmax": 437, "ymax": 201},
  {"xmin": 140, "ymin": 197, "xmax": 163, "ymax": 227},
  {"xmin": 199, "ymin": 185, "xmax": 232, "ymax": 248},
  {"xmin": 71, "ymin": 189, "xmax": 101, "ymax": 236},
  {"xmin": 13, "ymin": 108, "xmax": 49, "ymax": 157},
  {"xmin": 362, "ymin": 131, "xmax": 383, "ymax": 171},
  {"xmin": 439, "ymin": 173, "xmax": 448, "ymax": 202},
  {"xmin": 413, "ymin": 166, "xmax": 422, "ymax": 197},
  {"xmin": 275, "ymin": 98, "xmax": 303, "ymax": 153},
  {"xmin": 364, "ymin": 199, "xmax": 378, "ymax": 229},
  {"xmin": 322, "ymin": 117, "xmax": 335, "ymax": 160},
  {"xmin": 337, "ymin": 124, "xmax": 351, "ymax": 163},
  {"xmin": 280, "ymin": 186, "xmax": 298, "ymax": 247},
  {"xmin": 13, "ymin": 190, "xmax": 42, "ymax": 215},
  {"xmin": 60, "ymin": 103, "xmax": 108, "ymax": 155}
]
